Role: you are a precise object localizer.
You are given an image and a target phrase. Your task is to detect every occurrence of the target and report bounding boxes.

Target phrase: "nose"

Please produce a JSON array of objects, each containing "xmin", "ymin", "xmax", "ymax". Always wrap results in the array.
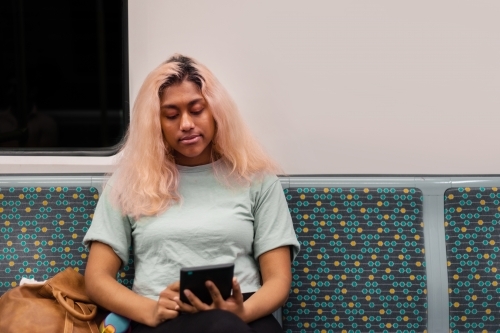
[{"xmin": 180, "ymin": 112, "xmax": 194, "ymax": 131}]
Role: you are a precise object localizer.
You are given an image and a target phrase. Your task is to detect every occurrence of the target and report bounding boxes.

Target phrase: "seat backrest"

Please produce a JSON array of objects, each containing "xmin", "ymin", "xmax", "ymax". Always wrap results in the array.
[
  {"xmin": 5, "ymin": 178, "xmax": 500, "ymax": 333},
  {"xmin": 444, "ymin": 187, "xmax": 500, "ymax": 332},
  {"xmin": 0, "ymin": 185, "xmax": 134, "ymax": 294},
  {"xmin": 283, "ymin": 186, "xmax": 427, "ymax": 332}
]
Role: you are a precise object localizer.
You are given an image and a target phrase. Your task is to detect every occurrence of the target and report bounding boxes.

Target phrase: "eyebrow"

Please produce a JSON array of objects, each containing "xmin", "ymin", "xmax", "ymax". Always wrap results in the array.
[{"xmin": 160, "ymin": 98, "xmax": 205, "ymax": 111}]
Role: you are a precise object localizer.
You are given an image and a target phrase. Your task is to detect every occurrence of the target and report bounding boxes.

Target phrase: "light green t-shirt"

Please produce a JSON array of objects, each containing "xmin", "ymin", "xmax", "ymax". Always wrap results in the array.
[{"xmin": 83, "ymin": 161, "xmax": 300, "ymax": 300}]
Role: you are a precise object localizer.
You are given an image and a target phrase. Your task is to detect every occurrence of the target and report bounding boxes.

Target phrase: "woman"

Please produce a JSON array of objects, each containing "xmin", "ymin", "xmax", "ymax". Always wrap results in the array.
[{"xmin": 83, "ymin": 55, "xmax": 299, "ymax": 333}]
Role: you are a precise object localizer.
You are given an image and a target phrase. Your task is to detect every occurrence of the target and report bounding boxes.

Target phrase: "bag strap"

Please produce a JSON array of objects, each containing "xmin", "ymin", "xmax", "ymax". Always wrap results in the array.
[
  {"xmin": 64, "ymin": 298, "xmax": 75, "ymax": 333},
  {"xmin": 54, "ymin": 290, "xmax": 97, "ymax": 321},
  {"xmin": 61, "ymin": 296, "xmax": 100, "ymax": 333},
  {"xmin": 75, "ymin": 302, "xmax": 100, "ymax": 333}
]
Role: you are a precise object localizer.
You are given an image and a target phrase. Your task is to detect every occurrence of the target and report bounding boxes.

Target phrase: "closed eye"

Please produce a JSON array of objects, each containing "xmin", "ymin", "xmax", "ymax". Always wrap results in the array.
[
  {"xmin": 164, "ymin": 112, "xmax": 179, "ymax": 120},
  {"xmin": 191, "ymin": 108, "xmax": 204, "ymax": 115}
]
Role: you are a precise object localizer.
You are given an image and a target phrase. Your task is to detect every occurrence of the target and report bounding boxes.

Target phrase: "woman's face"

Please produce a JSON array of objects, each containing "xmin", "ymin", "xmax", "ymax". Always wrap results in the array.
[{"xmin": 160, "ymin": 80, "xmax": 215, "ymax": 166}]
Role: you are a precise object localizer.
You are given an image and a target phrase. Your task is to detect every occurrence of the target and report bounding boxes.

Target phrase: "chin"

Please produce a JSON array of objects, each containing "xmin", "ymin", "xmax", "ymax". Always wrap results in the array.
[{"xmin": 182, "ymin": 149, "xmax": 205, "ymax": 158}]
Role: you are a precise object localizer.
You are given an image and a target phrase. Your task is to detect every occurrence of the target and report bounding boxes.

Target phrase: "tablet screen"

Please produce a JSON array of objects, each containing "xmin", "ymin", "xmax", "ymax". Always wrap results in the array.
[{"xmin": 179, "ymin": 263, "xmax": 234, "ymax": 305}]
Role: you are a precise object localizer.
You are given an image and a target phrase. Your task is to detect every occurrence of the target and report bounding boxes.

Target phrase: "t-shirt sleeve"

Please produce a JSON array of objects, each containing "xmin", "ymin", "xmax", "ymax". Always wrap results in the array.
[
  {"xmin": 83, "ymin": 184, "xmax": 132, "ymax": 267},
  {"xmin": 252, "ymin": 176, "xmax": 300, "ymax": 261}
]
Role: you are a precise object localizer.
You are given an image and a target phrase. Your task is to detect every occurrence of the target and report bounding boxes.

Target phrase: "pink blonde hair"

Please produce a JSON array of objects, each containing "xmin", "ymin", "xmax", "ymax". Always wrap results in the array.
[{"xmin": 110, "ymin": 55, "xmax": 280, "ymax": 218}]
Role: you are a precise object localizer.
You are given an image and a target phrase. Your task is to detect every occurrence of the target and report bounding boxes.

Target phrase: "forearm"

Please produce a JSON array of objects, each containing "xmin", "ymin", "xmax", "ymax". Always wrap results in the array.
[
  {"xmin": 241, "ymin": 275, "xmax": 290, "ymax": 323},
  {"xmin": 238, "ymin": 246, "xmax": 292, "ymax": 323},
  {"xmin": 86, "ymin": 271, "xmax": 157, "ymax": 326},
  {"xmin": 85, "ymin": 242, "xmax": 160, "ymax": 327}
]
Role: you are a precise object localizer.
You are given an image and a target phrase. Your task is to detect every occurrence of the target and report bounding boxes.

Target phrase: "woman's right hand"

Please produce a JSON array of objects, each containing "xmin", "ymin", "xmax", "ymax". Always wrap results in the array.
[{"xmin": 150, "ymin": 281, "xmax": 182, "ymax": 326}]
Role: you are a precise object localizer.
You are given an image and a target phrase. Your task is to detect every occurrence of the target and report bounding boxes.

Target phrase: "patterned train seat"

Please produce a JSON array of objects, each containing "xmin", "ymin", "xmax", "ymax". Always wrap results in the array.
[
  {"xmin": 444, "ymin": 187, "xmax": 500, "ymax": 333},
  {"xmin": 1, "ymin": 184, "xmax": 428, "ymax": 332},
  {"xmin": 0, "ymin": 186, "xmax": 134, "ymax": 294},
  {"xmin": 283, "ymin": 187, "xmax": 427, "ymax": 333}
]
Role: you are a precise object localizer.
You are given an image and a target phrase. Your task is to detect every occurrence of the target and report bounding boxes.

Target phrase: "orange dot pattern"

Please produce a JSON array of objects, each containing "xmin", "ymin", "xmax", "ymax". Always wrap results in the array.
[
  {"xmin": 0, "ymin": 186, "xmax": 134, "ymax": 294},
  {"xmin": 444, "ymin": 187, "xmax": 500, "ymax": 332},
  {"xmin": 283, "ymin": 187, "xmax": 427, "ymax": 333}
]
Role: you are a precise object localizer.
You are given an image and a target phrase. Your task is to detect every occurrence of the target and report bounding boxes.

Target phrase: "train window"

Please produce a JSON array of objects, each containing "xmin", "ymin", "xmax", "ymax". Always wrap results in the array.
[{"xmin": 0, "ymin": 0, "xmax": 128, "ymax": 155}]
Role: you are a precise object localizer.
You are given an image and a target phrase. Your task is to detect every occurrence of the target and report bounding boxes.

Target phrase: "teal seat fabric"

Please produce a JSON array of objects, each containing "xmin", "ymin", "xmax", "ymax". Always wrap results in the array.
[
  {"xmin": 444, "ymin": 187, "xmax": 500, "ymax": 333},
  {"xmin": 283, "ymin": 187, "xmax": 427, "ymax": 333},
  {"xmin": 1, "ymin": 184, "xmax": 428, "ymax": 332},
  {"xmin": 0, "ymin": 186, "xmax": 134, "ymax": 294}
]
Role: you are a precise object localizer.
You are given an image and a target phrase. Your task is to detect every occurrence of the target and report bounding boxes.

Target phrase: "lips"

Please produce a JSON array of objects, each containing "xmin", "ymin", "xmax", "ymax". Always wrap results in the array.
[{"xmin": 179, "ymin": 134, "xmax": 202, "ymax": 145}]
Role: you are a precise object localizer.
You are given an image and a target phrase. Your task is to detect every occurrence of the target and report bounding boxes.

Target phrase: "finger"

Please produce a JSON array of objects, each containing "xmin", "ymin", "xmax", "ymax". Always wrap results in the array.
[
  {"xmin": 205, "ymin": 280, "xmax": 224, "ymax": 307},
  {"xmin": 231, "ymin": 277, "xmax": 244, "ymax": 304},
  {"xmin": 159, "ymin": 292, "xmax": 180, "ymax": 305},
  {"xmin": 159, "ymin": 283, "xmax": 180, "ymax": 299},
  {"xmin": 159, "ymin": 308, "xmax": 179, "ymax": 321},
  {"xmin": 157, "ymin": 291, "xmax": 180, "ymax": 308},
  {"xmin": 158, "ymin": 298, "xmax": 180, "ymax": 312},
  {"xmin": 183, "ymin": 289, "xmax": 211, "ymax": 311},
  {"xmin": 173, "ymin": 296, "xmax": 198, "ymax": 313},
  {"xmin": 168, "ymin": 281, "xmax": 180, "ymax": 291}
]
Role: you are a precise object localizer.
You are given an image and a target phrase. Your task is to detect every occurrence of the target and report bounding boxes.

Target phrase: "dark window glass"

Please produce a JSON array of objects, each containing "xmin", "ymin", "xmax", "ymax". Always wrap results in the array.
[{"xmin": 0, "ymin": 0, "xmax": 128, "ymax": 155}]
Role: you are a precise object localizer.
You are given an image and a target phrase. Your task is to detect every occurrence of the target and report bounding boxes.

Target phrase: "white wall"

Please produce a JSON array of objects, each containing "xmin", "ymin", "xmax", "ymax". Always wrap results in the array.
[
  {"xmin": 1, "ymin": 0, "xmax": 499, "ymax": 174},
  {"xmin": 129, "ymin": 0, "xmax": 500, "ymax": 175}
]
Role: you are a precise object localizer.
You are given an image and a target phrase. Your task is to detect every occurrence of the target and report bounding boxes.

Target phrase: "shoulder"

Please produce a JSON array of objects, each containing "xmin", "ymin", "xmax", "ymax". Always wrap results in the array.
[
  {"xmin": 249, "ymin": 173, "xmax": 282, "ymax": 196},
  {"xmin": 215, "ymin": 159, "xmax": 282, "ymax": 194},
  {"xmin": 94, "ymin": 173, "xmax": 122, "ymax": 210},
  {"xmin": 103, "ymin": 171, "xmax": 120, "ymax": 188}
]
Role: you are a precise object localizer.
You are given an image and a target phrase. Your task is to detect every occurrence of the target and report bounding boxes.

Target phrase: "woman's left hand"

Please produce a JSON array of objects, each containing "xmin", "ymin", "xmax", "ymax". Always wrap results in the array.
[{"xmin": 174, "ymin": 277, "xmax": 247, "ymax": 321}]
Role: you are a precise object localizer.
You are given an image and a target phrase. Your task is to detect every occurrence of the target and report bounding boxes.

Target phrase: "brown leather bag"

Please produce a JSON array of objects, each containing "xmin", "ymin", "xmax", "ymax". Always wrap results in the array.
[{"xmin": 0, "ymin": 267, "xmax": 100, "ymax": 333}]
